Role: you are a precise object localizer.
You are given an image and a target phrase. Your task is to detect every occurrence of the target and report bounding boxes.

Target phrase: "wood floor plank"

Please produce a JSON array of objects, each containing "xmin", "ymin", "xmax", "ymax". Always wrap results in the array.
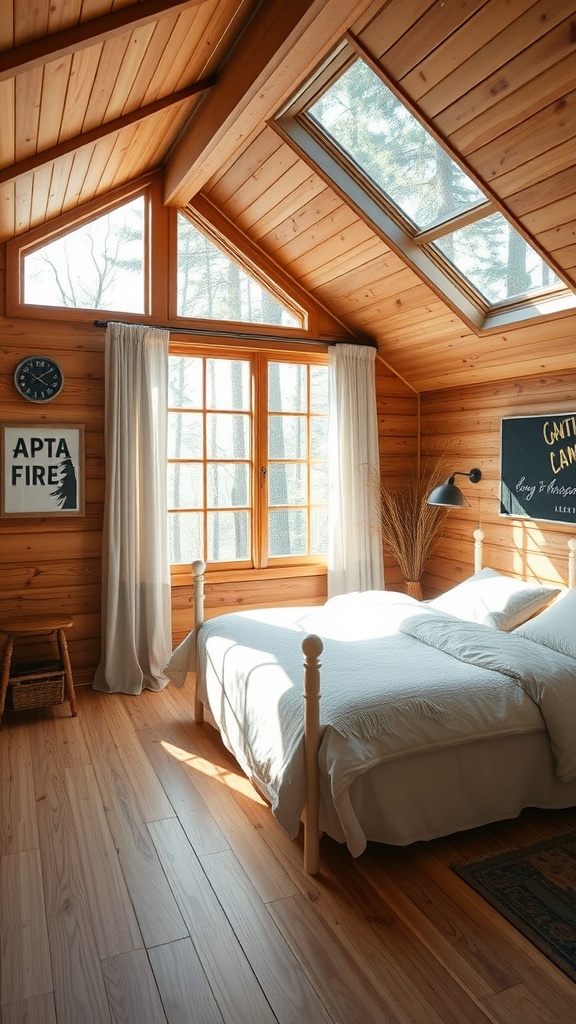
[
  {"xmin": 77, "ymin": 693, "xmax": 189, "ymax": 948},
  {"xmin": 267, "ymin": 892, "xmax": 391, "ymax": 1024},
  {"xmin": 0, "ymin": 993, "xmax": 57, "ymax": 1023},
  {"xmin": 366, "ymin": 837, "xmax": 576, "ymax": 1020},
  {"xmin": 115, "ymin": 686, "xmax": 167, "ymax": 731},
  {"xmin": 481, "ymin": 982, "xmax": 576, "ymax": 1024},
  {"xmin": 135, "ymin": 720, "xmax": 230, "ymax": 857},
  {"xmin": 157, "ymin": 683, "xmax": 576, "ymax": 1024},
  {"xmin": 0, "ymin": 720, "xmax": 39, "ymax": 855},
  {"xmin": 299, "ymin": 839, "xmax": 497, "ymax": 1024},
  {"xmin": 79, "ymin": 689, "xmax": 174, "ymax": 824},
  {"xmin": 0, "ymin": 848, "xmax": 52, "ymax": 1003},
  {"xmin": 101, "ymin": 948, "xmax": 167, "ymax": 1024},
  {"xmin": 151, "ymin": 686, "xmax": 299, "ymax": 903},
  {"xmin": 7, "ymin": 684, "xmax": 576, "ymax": 1024},
  {"xmin": 357, "ymin": 842, "xmax": 521, "ymax": 998},
  {"xmin": 423, "ymin": 845, "xmax": 576, "ymax": 1017},
  {"xmin": 148, "ymin": 937, "xmax": 225, "ymax": 1024},
  {"xmin": 148, "ymin": 816, "xmax": 279, "ymax": 1024},
  {"xmin": 191, "ymin": 718, "xmax": 322, "ymax": 892},
  {"xmin": 64, "ymin": 763, "xmax": 143, "ymax": 959},
  {"xmin": 39, "ymin": 706, "xmax": 92, "ymax": 769},
  {"xmin": 200, "ymin": 848, "xmax": 334, "ymax": 1024},
  {"xmin": 30, "ymin": 717, "xmax": 112, "ymax": 1024}
]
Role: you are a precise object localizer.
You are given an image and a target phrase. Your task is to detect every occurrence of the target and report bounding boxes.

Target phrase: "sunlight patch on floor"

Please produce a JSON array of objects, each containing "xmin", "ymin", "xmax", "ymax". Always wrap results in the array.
[{"xmin": 160, "ymin": 739, "xmax": 266, "ymax": 803}]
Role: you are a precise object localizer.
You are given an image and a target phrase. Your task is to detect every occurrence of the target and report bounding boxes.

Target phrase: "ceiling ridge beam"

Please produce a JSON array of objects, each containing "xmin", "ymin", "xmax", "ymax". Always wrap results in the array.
[
  {"xmin": 0, "ymin": 77, "xmax": 216, "ymax": 186},
  {"xmin": 163, "ymin": 0, "xmax": 377, "ymax": 207},
  {"xmin": 0, "ymin": 0, "xmax": 208, "ymax": 82}
]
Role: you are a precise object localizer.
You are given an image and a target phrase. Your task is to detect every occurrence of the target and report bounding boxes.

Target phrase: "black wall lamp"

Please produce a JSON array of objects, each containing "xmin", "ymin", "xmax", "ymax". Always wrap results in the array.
[{"xmin": 427, "ymin": 468, "xmax": 482, "ymax": 507}]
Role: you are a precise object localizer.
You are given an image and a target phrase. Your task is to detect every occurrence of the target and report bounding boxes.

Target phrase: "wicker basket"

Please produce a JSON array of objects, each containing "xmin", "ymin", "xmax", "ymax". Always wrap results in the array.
[{"xmin": 10, "ymin": 663, "xmax": 65, "ymax": 711}]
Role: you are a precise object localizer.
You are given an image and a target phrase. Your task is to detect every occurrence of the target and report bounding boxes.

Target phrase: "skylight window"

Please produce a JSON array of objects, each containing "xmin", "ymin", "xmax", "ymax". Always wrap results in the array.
[
  {"xmin": 277, "ymin": 44, "xmax": 574, "ymax": 330},
  {"xmin": 308, "ymin": 60, "xmax": 486, "ymax": 231},
  {"xmin": 432, "ymin": 212, "xmax": 560, "ymax": 306}
]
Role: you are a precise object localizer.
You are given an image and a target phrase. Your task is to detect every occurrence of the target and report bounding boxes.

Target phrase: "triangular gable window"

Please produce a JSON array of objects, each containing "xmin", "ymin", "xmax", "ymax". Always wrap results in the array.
[
  {"xmin": 176, "ymin": 212, "xmax": 301, "ymax": 328},
  {"xmin": 23, "ymin": 194, "xmax": 146, "ymax": 313}
]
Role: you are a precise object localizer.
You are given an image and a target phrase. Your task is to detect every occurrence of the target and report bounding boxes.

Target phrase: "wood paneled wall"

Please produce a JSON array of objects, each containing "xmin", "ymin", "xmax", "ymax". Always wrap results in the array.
[
  {"xmin": 5, "ymin": 247, "xmax": 576, "ymax": 680},
  {"xmin": 0, "ymin": 251, "xmax": 105, "ymax": 684},
  {"xmin": 2, "ymin": 234, "xmax": 417, "ymax": 680},
  {"xmin": 421, "ymin": 371, "xmax": 576, "ymax": 596},
  {"xmin": 375, "ymin": 354, "xmax": 419, "ymax": 590},
  {"xmin": 3, "ymin": 222, "xmax": 574, "ymax": 685}
]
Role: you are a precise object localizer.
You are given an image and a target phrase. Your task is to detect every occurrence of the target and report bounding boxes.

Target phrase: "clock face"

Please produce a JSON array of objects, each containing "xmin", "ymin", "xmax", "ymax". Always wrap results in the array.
[{"xmin": 14, "ymin": 356, "xmax": 64, "ymax": 403}]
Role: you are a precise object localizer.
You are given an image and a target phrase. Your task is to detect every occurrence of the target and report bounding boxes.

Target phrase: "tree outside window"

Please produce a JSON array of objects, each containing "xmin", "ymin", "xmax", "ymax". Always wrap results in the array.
[
  {"xmin": 23, "ymin": 195, "xmax": 145, "ymax": 312},
  {"xmin": 167, "ymin": 353, "xmax": 328, "ymax": 568}
]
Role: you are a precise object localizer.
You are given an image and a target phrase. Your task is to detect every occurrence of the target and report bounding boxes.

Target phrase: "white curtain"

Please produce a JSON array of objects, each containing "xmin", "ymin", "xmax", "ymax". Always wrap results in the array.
[
  {"xmin": 94, "ymin": 323, "xmax": 172, "ymax": 694},
  {"xmin": 328, "ymin": 343, "xmax": 384, "ymax": 597}
]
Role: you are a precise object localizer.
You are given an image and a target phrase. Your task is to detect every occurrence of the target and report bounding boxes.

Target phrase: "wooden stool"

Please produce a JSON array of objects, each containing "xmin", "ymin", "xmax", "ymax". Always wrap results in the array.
[{"xmin": 0, "ymin": 614, "xmax": 77, "ymax": 723}]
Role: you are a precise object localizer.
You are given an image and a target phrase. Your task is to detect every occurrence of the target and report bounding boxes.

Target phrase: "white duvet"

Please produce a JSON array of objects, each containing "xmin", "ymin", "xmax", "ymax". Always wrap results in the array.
[{"xmin": 167, "ymin": 591, "xmax": 576, "ymax": 856}]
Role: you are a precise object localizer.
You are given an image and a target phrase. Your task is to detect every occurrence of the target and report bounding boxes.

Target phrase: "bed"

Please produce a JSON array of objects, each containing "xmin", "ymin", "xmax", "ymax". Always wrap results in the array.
[{"xmin": 165, "ymin": 534, "xmax": 576, "ymax": 874}]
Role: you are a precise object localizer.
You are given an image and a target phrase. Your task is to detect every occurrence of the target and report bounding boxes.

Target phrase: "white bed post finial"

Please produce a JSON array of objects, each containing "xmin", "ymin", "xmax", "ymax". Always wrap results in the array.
[
  {"xmin": 473, "ymin": 526, "xmax": 484, "ymax": 573},
  {"xmin": 192, "ymin": 560, "xmax": 206, "ymax": 723},
  {"xmin": 302, "ymin": 633, "xmax": 323, "ymax": 876},
  {"xmin": 568, "ymin": 538, "xmax": 576, "ymax": 590}
]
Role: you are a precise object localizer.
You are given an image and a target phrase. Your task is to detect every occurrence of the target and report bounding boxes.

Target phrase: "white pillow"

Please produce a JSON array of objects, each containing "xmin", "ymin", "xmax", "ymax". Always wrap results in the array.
[
  {"xmin": 428, "ymin": 567, "xmax": 560, "ymax": 631},
  {"xmin": 514, "ymin": 587, "xmax": 576, "ymax": 658}
]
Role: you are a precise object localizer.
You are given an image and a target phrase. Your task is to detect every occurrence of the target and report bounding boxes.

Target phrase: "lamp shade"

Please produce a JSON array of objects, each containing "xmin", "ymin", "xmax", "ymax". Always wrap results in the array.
[
  {"xmin": 427, "ymin": 468, "xmax": 481, "ymax": 508},
  {"xmin": 427, "ymin": 480, "xmax": 467, "ymax": 507}
]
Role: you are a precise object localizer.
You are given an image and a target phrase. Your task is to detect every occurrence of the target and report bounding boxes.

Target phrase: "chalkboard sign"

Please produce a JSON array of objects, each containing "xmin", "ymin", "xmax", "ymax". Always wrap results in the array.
[{"xmin": 500, "ymin": 414, "xmax": 576, "ymax": 525}]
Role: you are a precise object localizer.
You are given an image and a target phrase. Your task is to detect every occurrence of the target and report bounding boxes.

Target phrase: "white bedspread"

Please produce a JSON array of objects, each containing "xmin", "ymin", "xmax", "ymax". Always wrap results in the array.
[{"xmin": 166, "ymin": 592, "xmax": 576, "ymax": 856}]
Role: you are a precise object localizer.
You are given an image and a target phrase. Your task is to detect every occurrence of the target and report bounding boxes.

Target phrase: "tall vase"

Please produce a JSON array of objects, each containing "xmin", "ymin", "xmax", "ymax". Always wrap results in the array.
[{"xmin": 404, "ymin": 579, "xmax": 423, "ymax": 601}]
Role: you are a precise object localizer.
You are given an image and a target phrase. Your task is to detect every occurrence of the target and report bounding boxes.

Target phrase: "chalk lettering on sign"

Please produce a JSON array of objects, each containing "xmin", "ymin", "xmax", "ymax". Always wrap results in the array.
[
  {"xmin": 515, "ymin": 476, "xmax": 536, "ymax": 500},
  {"xmin": 546, "ymin": 479, "xmax": 576, "ymax": 497}
]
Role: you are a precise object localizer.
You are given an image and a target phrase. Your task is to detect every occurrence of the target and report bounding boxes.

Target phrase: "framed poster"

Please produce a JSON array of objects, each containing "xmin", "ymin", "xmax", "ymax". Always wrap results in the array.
[
  {"xmin": 1, "ymin": 424, "xmax": 84, "ymax": 516},
  {"xmin": 500, "ymin": 413, "xmax": 576, "ymax": 525}
]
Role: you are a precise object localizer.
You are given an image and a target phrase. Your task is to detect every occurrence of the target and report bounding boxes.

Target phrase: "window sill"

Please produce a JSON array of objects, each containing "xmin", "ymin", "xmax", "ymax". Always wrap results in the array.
[{"xmin": 170, "ymin": 563, "xmax": 327, "ymax": 586}]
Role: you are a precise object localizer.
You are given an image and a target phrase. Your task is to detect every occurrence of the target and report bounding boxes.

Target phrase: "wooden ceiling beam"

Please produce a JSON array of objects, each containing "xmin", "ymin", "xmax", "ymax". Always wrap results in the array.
[
  {"xmin": 163, "ymin": 0, "xmax": 377, "ymax": 207},
  {"xmin": 0, "ymin": 78, "xmax": 216, "ymax": 186},
  {"xmin": 0, "ymin": 0, "xmax": 209, "ymax": 82}
]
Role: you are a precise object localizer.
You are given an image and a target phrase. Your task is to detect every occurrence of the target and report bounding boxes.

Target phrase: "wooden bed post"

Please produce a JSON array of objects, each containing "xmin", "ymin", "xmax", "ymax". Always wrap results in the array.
[
  {"xmin": 302, "ymin": 633, "xmax": 323, "ymax": 875},
  {"xmin": 569, "ymin": 537, "xmax": 576, "ymax": 590},
  {"xmin": 473, "ymin": 526, "xmax": 484, "ymax": 573},
  {"xmin": 192, "ymin": 559, "xmax": 206, "ymax": 723}
]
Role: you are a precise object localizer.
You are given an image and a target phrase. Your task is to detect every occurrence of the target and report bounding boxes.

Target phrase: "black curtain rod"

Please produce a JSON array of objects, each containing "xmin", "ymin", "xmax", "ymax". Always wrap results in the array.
[{"xmin": 93, "ymin": 320, "xmax": 377, "ymax": 349}]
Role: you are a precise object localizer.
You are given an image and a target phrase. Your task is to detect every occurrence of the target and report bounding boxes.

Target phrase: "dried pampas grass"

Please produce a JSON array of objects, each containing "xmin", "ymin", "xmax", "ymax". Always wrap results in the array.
[{"xmin": 377, "ymin": 460, "xmax": 451, "ymax": 589}]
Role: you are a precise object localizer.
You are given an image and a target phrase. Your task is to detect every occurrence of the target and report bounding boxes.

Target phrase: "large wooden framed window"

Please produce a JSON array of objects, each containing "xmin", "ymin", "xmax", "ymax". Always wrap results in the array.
[{"xmin": 168, "ymin": 346, "xmax": 329, "ymax": 570}]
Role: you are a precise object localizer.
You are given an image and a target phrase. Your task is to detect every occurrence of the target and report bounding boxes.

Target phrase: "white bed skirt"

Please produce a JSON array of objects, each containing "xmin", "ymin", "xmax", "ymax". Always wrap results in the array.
[{"xmin": 317, "ymin": 729, "xmax": 576, "ymax": 848}]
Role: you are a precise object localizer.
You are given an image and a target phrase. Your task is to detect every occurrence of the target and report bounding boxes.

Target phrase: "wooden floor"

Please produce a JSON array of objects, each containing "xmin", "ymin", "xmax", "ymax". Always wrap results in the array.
[{"xmin": 2, "ymin": 684, "xmax": 576, "ymax": 1024}]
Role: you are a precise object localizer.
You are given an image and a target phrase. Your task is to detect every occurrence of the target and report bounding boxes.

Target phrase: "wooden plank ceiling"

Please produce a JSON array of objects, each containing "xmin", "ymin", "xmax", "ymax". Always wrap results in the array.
[{"xmin": 2, "ymin": 0, "xmax": 576, "ymax": 391}]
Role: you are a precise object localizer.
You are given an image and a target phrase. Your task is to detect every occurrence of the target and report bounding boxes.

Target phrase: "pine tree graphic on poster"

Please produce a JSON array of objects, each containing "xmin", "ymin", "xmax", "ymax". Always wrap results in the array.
[{"xmin": 51, "ymin": 457, "xmax": 77, "ymax": 509}]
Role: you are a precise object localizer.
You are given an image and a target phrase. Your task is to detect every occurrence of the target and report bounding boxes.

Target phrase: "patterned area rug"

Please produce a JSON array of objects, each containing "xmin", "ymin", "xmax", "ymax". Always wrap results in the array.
[{"xmin": 453, "ymin": 832, "xmax": 576, "ymax": 983}]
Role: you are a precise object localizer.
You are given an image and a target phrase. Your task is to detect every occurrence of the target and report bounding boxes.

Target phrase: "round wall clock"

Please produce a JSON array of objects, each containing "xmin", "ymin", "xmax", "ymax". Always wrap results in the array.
[{"xmin": 14, "ymin": 355, "xmax": 64, "ymax": 403}]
